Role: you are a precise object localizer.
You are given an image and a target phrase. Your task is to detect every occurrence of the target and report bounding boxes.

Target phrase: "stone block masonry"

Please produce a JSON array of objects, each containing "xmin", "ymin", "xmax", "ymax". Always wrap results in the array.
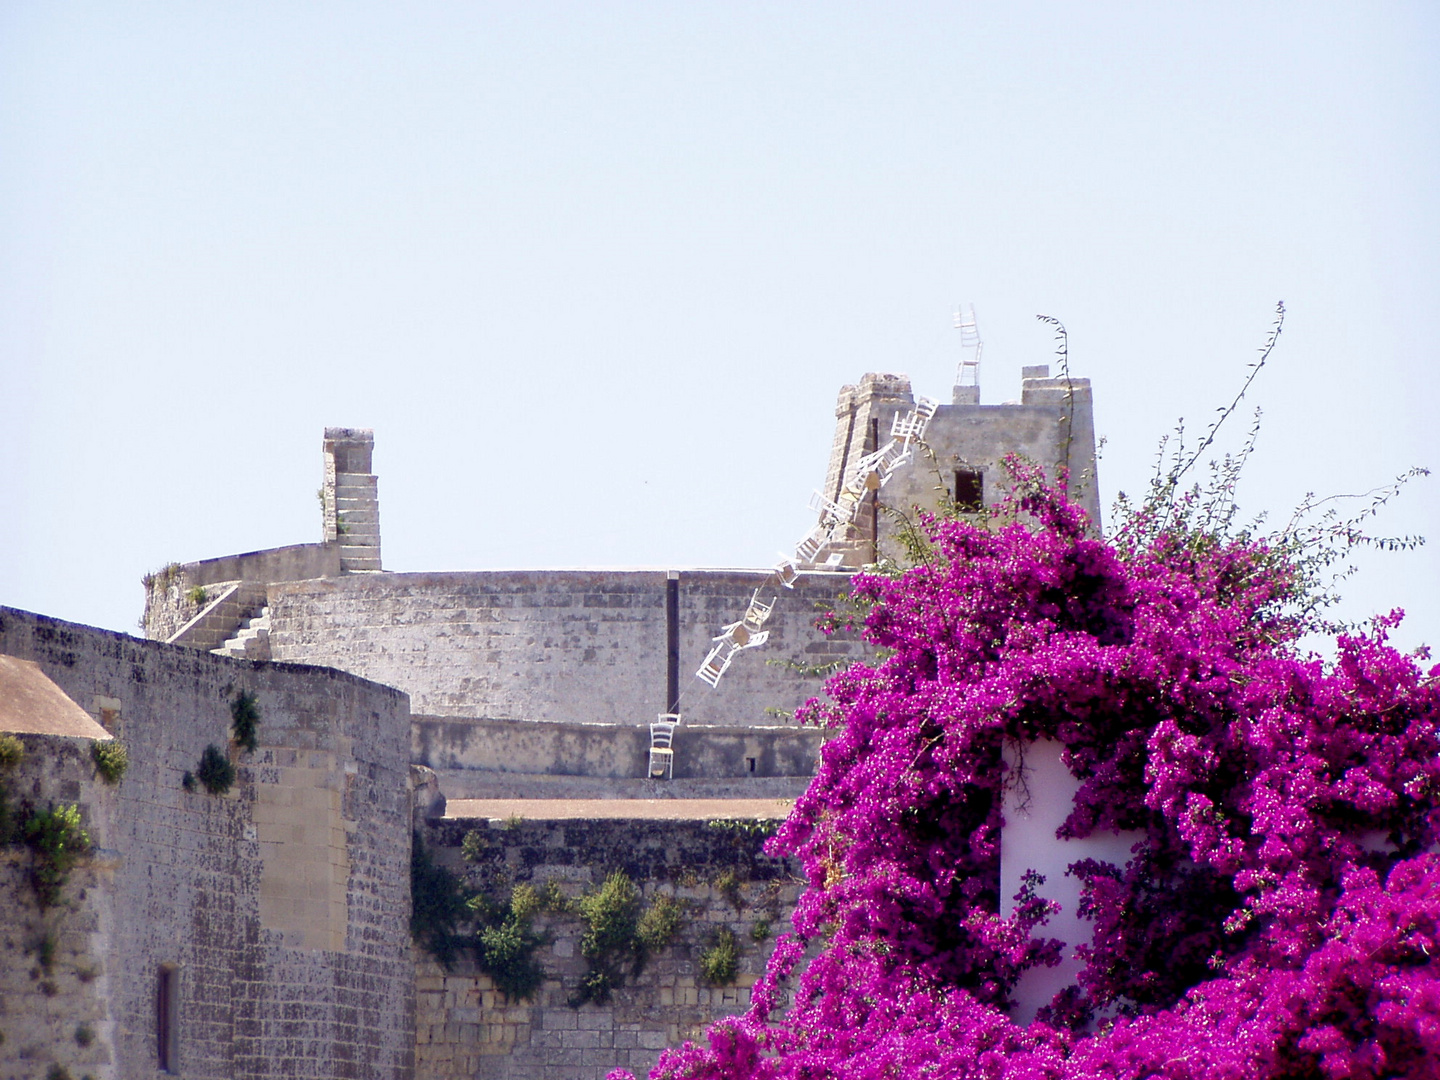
[
  {"xmin": 819, "ymin": 368, "xmax": 1102, "ymax": 566},
  {"xmin": 415, "ymin": 816, "xmax": 809, "ymax": 1080},
  {"xmin": 324, "ymin": 427, "xmax": 382, "ymax": 572},
  {"xmin": 0, "ymin": 606, "xmax": 415, "ymax": 1080},
  {"xmin": 266, "ymin": 569, "xmax": 868, "ymax": 728}
]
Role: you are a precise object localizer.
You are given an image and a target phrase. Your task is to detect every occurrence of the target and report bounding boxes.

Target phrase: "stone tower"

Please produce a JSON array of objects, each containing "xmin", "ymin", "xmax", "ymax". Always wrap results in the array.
[
  {"xmin": 322, "ymin": 427, "xmax": 382, "ymax": 572},
  {"xmin": 821, "ymin": 365, "xmax": 1101, "ymax": 565}
]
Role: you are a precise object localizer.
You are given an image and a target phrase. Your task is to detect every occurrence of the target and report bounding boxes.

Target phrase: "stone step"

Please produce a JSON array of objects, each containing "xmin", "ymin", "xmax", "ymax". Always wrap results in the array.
[{"xmin": 210, "ymin": 604, "xmax": 272, "ymax": 660}]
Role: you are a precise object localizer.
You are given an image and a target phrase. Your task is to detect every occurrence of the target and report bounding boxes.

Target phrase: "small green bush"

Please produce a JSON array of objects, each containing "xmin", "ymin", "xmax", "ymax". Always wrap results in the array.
[
  {"xmin": 750, "ymin": 918, "xmax": 772, "ymax": 943},
  {"xmin": 74, "ymin": 1024, "xmax": 94, "ymax": 1048},
  {"xmin": 574, "ymin": 870, "xmax": 643, "ymax": 1005},
  {"xmin": 181, "ymin": 770, "xmax": 196, "ymax": 793},
  {"xmin": 195, "ymin": 745, "xmax": 234, "ymax": 795},
  {"xmin": 46, "ymin": 1064, "xmax": 72, "ymax": 1080},
  {"xmin": 185, "ymin": 585, "xmax": 209, "ymax": 606},
  {"xmin": 91, "ymin": 740, "xmax": 128, "ymax": 785},
  {"xmin": 699, "ymin": 927, "xmax": 740, "ymax": 986},
  {"xmin": 538, "ymin": 878, "xmax": 574, "ymax": 914},
  {"xmin": 474, "ymin": 890, "xmax": 547, "ymax": 1002},
  {"xmin": 509, "ymin": 882, "xmax": 542, "ymax": 922},
  {"xmin": 0, "ymin": 734, "xmax": 23, "ymax": 769},
  {"xmin": 460, "ymin": 829, "xmax": 494, "ymax": 863},
  {"xmin": 637, "ymin": 893, "xmax": 685, "ymax": 954},
  {"xmin": 712, "ymin": 866, "xmax": 745, "ymax": 911},
  {"xmin": 229, "ymin": 690, "xmax": 260, "ymax": 754},
  {"xmin": 24, "ymin": 804, "xmax": 90, "ymax": 909}
]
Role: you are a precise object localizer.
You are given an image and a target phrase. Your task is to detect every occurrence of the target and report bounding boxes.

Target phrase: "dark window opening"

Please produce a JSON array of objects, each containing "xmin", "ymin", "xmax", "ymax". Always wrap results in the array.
[
  {"xmin": 665, "ymin": 575, "xmax": 680, "ymax": 713},
  {"xmin": 746, "ymin": 757, "xmax": 757, "ymax": 774},
  {"xmin": 157, "ymin": 966, "xmax": 177, "ymax": 1072},
  {"xmin": 954, "ymin": 468, "xmax": 984, "ymax": 513}
]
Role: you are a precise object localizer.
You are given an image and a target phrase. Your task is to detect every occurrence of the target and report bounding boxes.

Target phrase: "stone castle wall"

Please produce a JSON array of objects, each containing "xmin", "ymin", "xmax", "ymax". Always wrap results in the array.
[
  {"xmin": 0, "ymin": 607, "xmax": 415, "ymax": 1080},
  {"xmin": 414, "ymin": 816, "xmax": 806, "ymax": 1080},
  {"xmin": 142, "ymin": 544, "xmax": 341, "ymax": 642},
  {"xmin": 820, "ymin": 368, "xmax": 1102, "ymax": 565},
  {"xmin": 0, "ymin": 732, "xmax": 118, "ymax": 1080},
  {"xmin": 266, "ymin": 569, "xmax": 864, "ymax": 729}
]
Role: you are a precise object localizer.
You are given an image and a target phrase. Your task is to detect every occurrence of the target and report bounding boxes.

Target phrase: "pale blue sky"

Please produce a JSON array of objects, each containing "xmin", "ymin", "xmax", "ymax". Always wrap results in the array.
[{"xmin": 2, "ymin": 3, "xmax": 1436, "ymax": 652}]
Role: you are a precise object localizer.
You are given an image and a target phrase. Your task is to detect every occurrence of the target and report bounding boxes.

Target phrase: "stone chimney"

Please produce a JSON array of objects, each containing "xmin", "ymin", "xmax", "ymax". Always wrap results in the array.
[{"xmin": 322, "ymin": 428, "xmax": 382, "ymax": 572}]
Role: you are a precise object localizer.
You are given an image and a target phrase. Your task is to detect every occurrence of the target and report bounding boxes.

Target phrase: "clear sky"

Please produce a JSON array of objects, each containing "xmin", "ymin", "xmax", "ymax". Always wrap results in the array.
[{"xmin": 2, "ymin": 2, "xmax": 1436, "ymax": 654}]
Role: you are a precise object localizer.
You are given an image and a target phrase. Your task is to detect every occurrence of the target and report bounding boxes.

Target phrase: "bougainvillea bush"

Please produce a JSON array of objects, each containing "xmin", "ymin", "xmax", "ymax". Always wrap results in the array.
[{"xmin": 616, "ymin": 462, "xmax": 1440, "ymax": 1080}]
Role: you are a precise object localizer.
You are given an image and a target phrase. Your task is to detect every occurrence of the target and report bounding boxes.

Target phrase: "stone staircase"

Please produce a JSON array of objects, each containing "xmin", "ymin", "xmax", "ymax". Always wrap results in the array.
[{"xmin": 211, "ymin": 606, "xmax": 272, "ymax": 661}]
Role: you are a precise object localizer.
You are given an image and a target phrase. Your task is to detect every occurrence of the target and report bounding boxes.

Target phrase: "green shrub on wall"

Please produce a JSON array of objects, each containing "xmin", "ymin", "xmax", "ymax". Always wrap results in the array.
[
  {"xmin": 195, "ymin": 745, "xmax": 234, "ymax": 795},
  {"xmin": 229, "ymin": 690, "xmax": 260, "ymax": 754},
  {"xmin": 573, "ymin": 871, "xmax": 688, "ymax": 1005},
  {"xmin": 699, "ymin": 927, "xmax": 740, "ymax": 986},
  {"xmin": 417, "ymin": 830, "xmax": 700, "ymax": 1005},
  {"xmin": 637, "ymin": 893, "xmax": 685, "ymax": 954},
  {"xmin": 575, "ymin": 870, "xmax": 643, "ymax": 1005},
  {"xmin": 90, "ymin": 740, "xmax": 127, "ymax": 785},
  {"xmin": 24, "ymin": 804, "xmax": 90, "ymax": 909},
  {"xmin": 472, "ymin": 884, "xmax": 548, "ymax": 1002},
  {"xmin": 0, "ymin": 734, "xmax": 23, "ymax": 769}
]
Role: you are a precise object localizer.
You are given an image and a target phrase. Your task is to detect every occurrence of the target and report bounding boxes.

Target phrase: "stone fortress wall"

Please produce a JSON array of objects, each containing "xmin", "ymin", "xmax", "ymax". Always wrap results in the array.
[
  {"xmin": 264, "ymin": 569, "xmax": 862, "ymax": 726},
  {"xmin": 0, "ymin": 361, "xmax": 1102, "ymax": 1080},
  {"xmin": 414, "ymin": 816, "xmax": 804, "ymax": 1080},
  {"xmin": 0, "ymin": 606, "xmax": 415, "ymax": 1080},
  {"xmin": 141, "ymin": 366, "xmax": 1098, "ymax": 798}
]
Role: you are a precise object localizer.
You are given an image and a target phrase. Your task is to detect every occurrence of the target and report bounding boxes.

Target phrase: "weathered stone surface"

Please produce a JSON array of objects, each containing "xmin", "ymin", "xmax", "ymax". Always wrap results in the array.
[
  {"xmin": 412, "ymin": 716, "xmax": 823, "ymax": 782},
  {"xmin": 820, "ymin": 367, "xmax": 1102, "ymax": 566},
  {"xmin": 268, "ymin": 569, "xmax": 864, "ymax": 728},
  {"xmin": 0, "ymin": 607, "xmax": 414, "ymax": 1080},
  {"xmin": 414, "ymin": 816, "xmax": 807, "ymax": 1080}
]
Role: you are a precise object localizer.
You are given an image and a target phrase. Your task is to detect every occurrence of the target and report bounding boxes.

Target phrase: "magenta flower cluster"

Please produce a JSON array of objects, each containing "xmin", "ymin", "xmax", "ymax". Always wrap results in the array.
[{"xmin": 612, "ymin": 467, "xmax": 1440, "ymax": 1080}]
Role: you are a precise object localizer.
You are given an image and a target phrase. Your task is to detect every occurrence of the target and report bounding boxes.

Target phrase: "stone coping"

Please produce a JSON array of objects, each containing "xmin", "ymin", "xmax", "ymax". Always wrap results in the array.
[{"xmin": 444, "ymin": 797, "xmax": 795, "ymax": 821}]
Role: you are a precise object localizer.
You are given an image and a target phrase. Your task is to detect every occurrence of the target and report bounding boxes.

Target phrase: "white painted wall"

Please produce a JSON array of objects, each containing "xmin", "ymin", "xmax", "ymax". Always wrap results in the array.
[{"xmin": 1000, "ymin": 739, "xmax": 1142, "ymax": 1024}]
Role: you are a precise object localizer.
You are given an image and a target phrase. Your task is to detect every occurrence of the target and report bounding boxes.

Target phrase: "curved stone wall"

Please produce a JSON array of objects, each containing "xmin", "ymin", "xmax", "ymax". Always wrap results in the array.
[{"xmin": 267, "ymin": 569, "xmax": 865, "ymax": 727}]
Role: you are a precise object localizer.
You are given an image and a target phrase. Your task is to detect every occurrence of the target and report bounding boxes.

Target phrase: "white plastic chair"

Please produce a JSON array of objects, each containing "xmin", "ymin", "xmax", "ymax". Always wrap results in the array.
[
  {"xmin": 891, "ymin": 396, "xmax": 940, "ymax": 443},
  {"xmin": 808, "ymin": 490, "xmax": 857, "ymax": 526},
  {"xmin": 741, "ymin": 589, "xmax": 776, "ymax": 630},
  {"xmin": 774, "ymin": 556, "xmax": 799, "ymax": 589},
  {"xmin": 697, "ymin": 640, "xmax": 735, "ymax": 687},
  {"xmin": 649, "ymin": 715, "xmax": 680, "ymax": 779},
  {"xmin": 795, "ymin": 525, "xmax": 831, "ymax": 564}
]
